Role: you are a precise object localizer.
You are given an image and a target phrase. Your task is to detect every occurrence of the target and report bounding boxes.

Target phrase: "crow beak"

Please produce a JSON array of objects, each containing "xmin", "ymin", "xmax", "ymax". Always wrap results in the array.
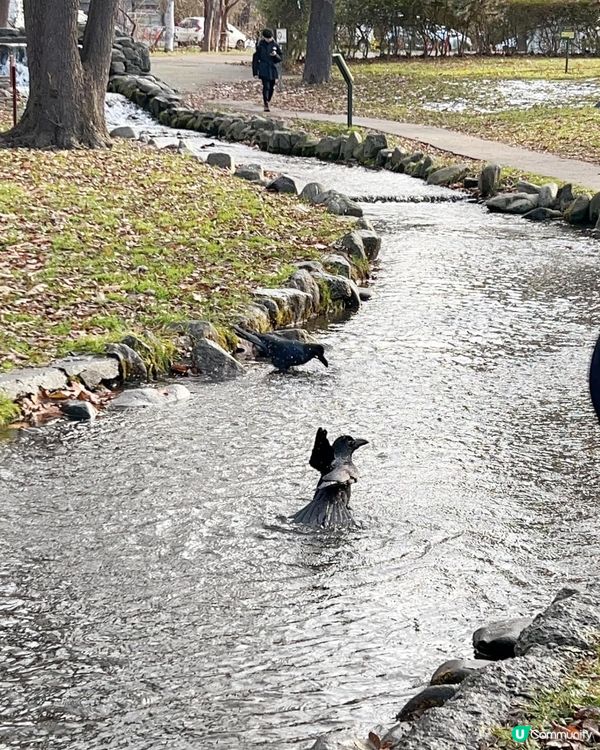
[
  {"xmin": 354, "ymin": 438, "xmax": 369, "ymax": 448},
  {"xmin": 318, "ymin": 354, "xmax": 329, "ymax": 368}
]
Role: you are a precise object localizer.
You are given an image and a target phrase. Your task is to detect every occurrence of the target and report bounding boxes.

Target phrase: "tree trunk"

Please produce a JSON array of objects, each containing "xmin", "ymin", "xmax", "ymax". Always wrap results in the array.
[
  {"xmin": 202, "ymin": 0, "xmax": 214, "ymax": 51},
  {"xmin": 164, "ymin": 0, "xmax": 174, "ymax": 51},
  {"xmin": 0, "ymin": 0, "xmax": 10, "ymax": 27},
  {"xmin": 303, "ymin": 0, "xmax": 335, "ymax": 84},
  {"xmin": 1, "ymin": 0, "xmax": 118, "ymax": 148}
]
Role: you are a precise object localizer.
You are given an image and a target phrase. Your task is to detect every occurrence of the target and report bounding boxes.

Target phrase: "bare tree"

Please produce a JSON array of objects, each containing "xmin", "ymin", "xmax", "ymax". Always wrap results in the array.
[
  {"xmin": 1, "ymin": 0, "xmax": 119, "ymax": 148},
  {"xmin": 303, "ymin": 0, "xmax": 335, "ymax": 83},
  {"xmin": 202, "ymin": 0, "xmax": 215, "ymax": 49},
  {"xmin": 0, "ymin": 0, "xmax": 10, "ymax": 27}
]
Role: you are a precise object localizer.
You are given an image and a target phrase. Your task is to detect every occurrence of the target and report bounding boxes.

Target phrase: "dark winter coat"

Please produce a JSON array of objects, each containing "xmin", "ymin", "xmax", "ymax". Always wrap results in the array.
[{"xmin": 252, "ymin": 38, "xmax": 282, "ymax": 80}]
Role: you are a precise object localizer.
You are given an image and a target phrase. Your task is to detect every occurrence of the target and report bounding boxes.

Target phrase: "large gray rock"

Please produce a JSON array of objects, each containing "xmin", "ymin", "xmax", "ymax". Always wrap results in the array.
[
  {"xmin": 105, "ymin": 343, "xmax": 147, "ymax": 381},
  {"xmin": 478, "ymin": 163, "xmax": 501, "ymax": 198},
  {"xmin": 235, "ymin": 163, "xmax": 264, "ymax": 182},
  {"xmin": 254, "ymin": 287, "xmax": 313, "ymax": 324},
  {"xmin": 589, "ymin": 191, "xmax": 600, "ymax": 223},
  {"xmin": 486, "ymin": 192, "xmax": 538, "ymax": 215},
  {"xmin": 191, "ymin": 338, "xmax": 244, "ymax": 379},
  {"xmin": 340, "ymin": 232, "xmax": 367, "ymax": 264},
  {"xmin": 60, "ymin": 400, "xmax": 97, "ymax": 422},
  {"xmin": 430, "ymin": 658, "xmax": 493, "ymax": 686},
  {"xmin": 300, "ymin": 182, "xmax": 325, "ymax": 203},
  {"xmin": 0, "ymin": 367, "xmax": 68, "ymax": 401},
  {"xmin": 323, "ymin": 253, "xmax": 352, "ymax": 278},
  {"xmin": 396, "ymin": 685, "xmax": 458, "ymax": 722},
  {"xmin": 112, "ymin": 384, "xmax": 191, "ymax": 408},
  {"xmin": 110, "ymin": 125, "xmax": 138, "ymax": 139},
  {"xmin": 556, "ymin": 183, "xmax": 575, "ymax": 212},
  {"xmin": 315, "ymin": 136, "xmax": 342, "ymax": 161},
  {"xmin": 285, "ymin": 269, "xmax": 321, "ymax": 309},
  {"xmin": 267, "ymin": 130, "xmax": 293, "ymax": 154},
  {"xmin": 515, "ymin": 180, "xmax": 541, "ymax": 195},
  {"xmin": 342, "ymin": 131, "xmax": 362, "ymax": 161},
  {"xmin": 362, "ymin": 133, "xmax": 388, "ymax": 161},
  {"xmin": 538, "ymin": 182, "xmax": 559, "ymax": 208},
  {"xmin": 564, "ymin": 194, "xmax": 591, "ymax": 224},
  {"xmin": 206, "ymin": 152, "xmax": 235, "ymax": 171},
  {"xmin": 266, "ymin": 175, "xmax": 298, "ymax": 194},
  {"xmin": 314, "ymin": 272, "xmax": 361, "ymax": 310},
  {"xmin": 516, "ymin": 587, "xmax": 600, "ymax": 655},
  {"xmin": 52, "ymin": 355, "xmax": 120, "ymax": 389},
  {"xmin": 356, "ymin": 230, "xmax": 381, "ymax": 261},
  {"xmin": 522, "ymin": 207, "xmax": 563, "ymax": 221},
  {"xmin": 427, "ymin": 164, "xmax": 469, "ymax": 186},
  {"xmin": 473, "ymin": 616, "xmax": 532, "ymax": 660}
]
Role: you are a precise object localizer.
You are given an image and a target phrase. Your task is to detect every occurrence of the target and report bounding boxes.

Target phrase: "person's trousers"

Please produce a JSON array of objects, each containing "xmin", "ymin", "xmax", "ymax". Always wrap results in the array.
[{"xmin": 261, "ymin": 77, "xmax": 275, "ymax": 105}]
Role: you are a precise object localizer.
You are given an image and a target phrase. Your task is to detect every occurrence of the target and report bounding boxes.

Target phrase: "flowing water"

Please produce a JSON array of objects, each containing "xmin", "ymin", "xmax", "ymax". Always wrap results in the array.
[{"xmin": 2, "ymin": 97, "xmax": 600, "ymax": 749}]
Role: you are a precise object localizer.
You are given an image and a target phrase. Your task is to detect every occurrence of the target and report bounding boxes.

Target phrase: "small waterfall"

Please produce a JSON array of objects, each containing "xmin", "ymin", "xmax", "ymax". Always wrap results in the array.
[{"xmin": 0, "ymin": 42, "xmax": 29, "ymax": 89}]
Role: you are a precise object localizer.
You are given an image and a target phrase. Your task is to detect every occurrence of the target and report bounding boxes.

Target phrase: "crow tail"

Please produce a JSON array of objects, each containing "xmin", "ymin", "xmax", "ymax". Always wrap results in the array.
[
  {"xmin": 292, "ymin": 486, "xmax": 356, "ymax": 529},
  {"xmin": 233, "ymin": 325, "xmax": 267, "ymax": 354}
]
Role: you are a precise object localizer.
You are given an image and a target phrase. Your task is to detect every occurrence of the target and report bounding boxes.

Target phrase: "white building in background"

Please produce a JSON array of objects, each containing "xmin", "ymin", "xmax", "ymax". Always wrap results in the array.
[{"xmin": 8, "ymin": 0, "xmax": 24, "ymax": 27}]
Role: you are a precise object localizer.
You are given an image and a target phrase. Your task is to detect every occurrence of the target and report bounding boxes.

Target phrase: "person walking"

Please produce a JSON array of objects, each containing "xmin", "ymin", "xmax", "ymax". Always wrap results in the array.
[{"xmin": 252, "ymin": 29, "xmax": 282, "ymax": 112}]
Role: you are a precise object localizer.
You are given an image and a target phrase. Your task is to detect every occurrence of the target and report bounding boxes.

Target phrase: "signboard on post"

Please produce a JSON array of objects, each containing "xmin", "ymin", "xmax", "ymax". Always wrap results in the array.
[
  {"xmin": 276, "ymin": 28, "xmax": 287, "ymax": 44},
  {"xmin": 561, "ymin": 30, "xmax": 575, "ymax": 39}
]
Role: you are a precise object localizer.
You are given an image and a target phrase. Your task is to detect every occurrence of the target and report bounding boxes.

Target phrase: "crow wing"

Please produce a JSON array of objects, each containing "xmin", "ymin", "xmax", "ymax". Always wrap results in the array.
[
  {"xmin": 309, "ymin": 427, "xmax": 334, "ymax": 474},
  {"xmin": 318, "ymin": 463, "xmax": 359, "ymax": 489}
]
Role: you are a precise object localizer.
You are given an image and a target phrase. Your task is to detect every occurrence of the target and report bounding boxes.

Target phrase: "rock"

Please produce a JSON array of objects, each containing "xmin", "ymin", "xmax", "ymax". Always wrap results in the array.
[
  {"xmin": 323, "ymin": 253, "xmax": 352, "ymax": 278},
  {"xmin": 110, "ymin": 61, "xmax": 127, "ymax": 75},
  {"xmin": 315, "ymin": 136, "xmax": 341, "ymax": 161},
  {"xmin": 564, "ymin": 194, "xmax": 591, "ymax": 224},
  {"xmin": 430, "ymin": 658, "xmax": 493, "ymax": 686},
  {"xmin": 516, "ymin": 587, "xmax": 600, "ymax": 655},
  {"xmin": 317, "ymin": 192, "xmax": 363, "ymax": 217},
  {"xmin": 60, "ymin": 400, "xmax": 97, "ymax": 422},
  {"xmin": 556, "ymin": 183, "xmax": 575, "ymax": 211},
  {"xmin": 376, "ymin": 148, "xmax": 393, "ymax": 167},
  {"xmin": 112, "ymin": 384, "xmax": 191, "ymax": 408},
  {"xmin": 473, "ymin": 616, "xmax": 532, "ymax": 660},
  {"xmin": 191, "ymin": 338, "xmax": 244, "ymax": 380},
  {"xmin": 300, "ymin": 182, "xmax": 325, "ymax": 203},
  {"xmin": 105, "ymin": 343, "xmax": 147, "ymax": 381},
  {"xmin": 486, "ymin": 192, "xmax": 538, "ymax": 214},
  {"xmin": 314, "ymin": 272, "xmax": 361, "ymax": 310},
  {"xmin": 109, "ymin": 125, "xmax": 138, "ymax": 140},
  {"xmin": 362, "ymin": 133, "xmax": 388, "ymax": 161},
  {"xmin": 522, "ymin": 207, "xmax": 563, "ymax": 221},
  {"xmin": 309, "ymin": 730, "xmax": 374, "ymax": 750},
  {"xmin": 356, "ymin": 230, "xmax": 381, "ymax": 261},
  {"xmin": 0, "ymin": 367, "xmax": 68, "ymax": 401},
  {"xmin": 427, "ymin": 164, "xmax": 469, "ymax": 186},
  {"xmin": 355, "ymin": 217, "xmax": 374, "ymax": 231},
  {"xmin": 52, "ymin": 355, "xmax": 120, "ymax": 389},
  {"xmin": 538, "ymin": 182, "xmax": 559, "ymax": 208},
  {"xmin": 275, "ymin": 328, "xmax": 318, "ymax": 343},
  {"xmin": 254, "ymin": 287, "xmax": 313, "ymax": 325},
  {"xmin": 285, "ymin": 269, "xmax": 321, "ymax": 309},
  {"xmin": 340, "ymin": 232, "xmax": 367, "ymax": 263},
  {"xmin": 184, "ymin": 320, "xmax": 221, "ymax": 344},
  {"xmin": 266, "ymin": 175, "xmax": 298, "ymax": 195},
  {"xmin": 463, "ymin": 177, "xmax": 479, "ymax": 189},
  {"xmin": 267, "ymin": 129, "xmax": 293, "ymax": 154},
  {"xmin": 478, "ymin": 163, "xmax": 501, "ymax": 198},
  {"xmin": 342, "ymin": 131, "xmax": 361, "ymax": 161},
  {"xmin": 516, "ymin": 180, "xmax": 541, "ymax": 195},
  {"xmin": 396, "ymin": 685, "xmax": 458, "ymax": 722},
  {"xmin": 589, "ymin": 191, "xmax": 600, "ymax": 223},
  {"xmin": 206, "ymin": 152, "xmax": 235, "ymax": 171},
  {"xmin": 359, "ymin": 288, "xmax": 372, "ymax": 301},
  {"xmin": 296, "ymin": 260, "xmax": 324, "ymax": 274},
  {"xmin": 390, "ymin": 147, "xmax": 408, "ymax": 168},
  {"xmin": 234, "ymin": 163, "xmax": 264, "ymax": 182},
  {"xmin": 238, "ymin": 304, "xmax": 271, "ymax": 332}
]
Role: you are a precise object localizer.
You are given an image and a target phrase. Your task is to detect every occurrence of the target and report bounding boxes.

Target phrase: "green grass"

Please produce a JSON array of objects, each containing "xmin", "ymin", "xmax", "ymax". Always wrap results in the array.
[
  {"xmin": 0, "ymin": 137, "xmax": 340, "ymax": 370},
  {"xmin": 0, "ymin": 393, "xmax": 21, "ymax": 427},
  {"xmin": 492, "ymin": 646, "xmax": 600, "ymax": 748}
]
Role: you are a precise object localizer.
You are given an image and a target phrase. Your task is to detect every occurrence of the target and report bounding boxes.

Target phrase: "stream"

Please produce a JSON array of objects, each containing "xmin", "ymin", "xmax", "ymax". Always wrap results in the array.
[{"xmin": 1, "ymin": 95, "xmax": 600, "ymax": 749}]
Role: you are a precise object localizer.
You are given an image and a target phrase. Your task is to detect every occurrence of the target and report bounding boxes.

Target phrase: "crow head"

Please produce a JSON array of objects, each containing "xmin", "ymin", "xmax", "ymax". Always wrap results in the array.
[
  {"xmin": 332, "ymin": 435, "xmax": 369, "ymax": 458},
  {"xmin": 308, "ymin": 344, "xmax": 328, "ymax": 368}
]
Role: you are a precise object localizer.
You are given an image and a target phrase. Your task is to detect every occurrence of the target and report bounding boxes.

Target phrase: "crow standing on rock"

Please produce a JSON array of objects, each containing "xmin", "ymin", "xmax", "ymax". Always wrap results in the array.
[
  {"xmin": 292, "ymin": 428, "xmax": 368, "ymax": 528},
  {"xmin": 233, "ymin": 326, "xmax": 329, "ymax": 372}
]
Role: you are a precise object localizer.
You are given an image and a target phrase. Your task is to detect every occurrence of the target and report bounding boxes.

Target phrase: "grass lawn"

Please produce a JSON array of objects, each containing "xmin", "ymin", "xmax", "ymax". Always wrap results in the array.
[
  {"xmin": 0, "ymin": 120, "xmax": 340, "ymax": 371},
  {"xmin": 196, "ymin": 56, "xmax": 600, "ymax": 163}
]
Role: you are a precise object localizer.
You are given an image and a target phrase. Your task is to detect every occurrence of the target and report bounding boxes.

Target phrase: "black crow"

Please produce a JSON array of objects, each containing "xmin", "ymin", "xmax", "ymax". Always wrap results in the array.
[
  {"xmin": 590, "ymin": 332, "xmax": 600, "ymax": 423},
  {"xmin": 292, "ymin": 427, "xmax": 368, "ymax": 528},
  {"xmin": 233, "ymin": 326, "xmax": 328, "ymax": 372}
]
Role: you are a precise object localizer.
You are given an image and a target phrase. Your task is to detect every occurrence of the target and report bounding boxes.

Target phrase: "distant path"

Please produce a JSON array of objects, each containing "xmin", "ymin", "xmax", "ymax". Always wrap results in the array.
[
  {"xmin": 207, "ymin": 100, "xmax": 600, "ymax": 191},
  {"xmin": 151, "ymin": 52, "xmax": 253, "ymax": 93}
]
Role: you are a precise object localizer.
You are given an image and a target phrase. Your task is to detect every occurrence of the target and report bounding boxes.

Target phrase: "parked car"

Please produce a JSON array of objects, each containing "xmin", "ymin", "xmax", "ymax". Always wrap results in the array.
[{"xmin": 174, "ymin": 17, "xmax": 250, "ymax": 49}]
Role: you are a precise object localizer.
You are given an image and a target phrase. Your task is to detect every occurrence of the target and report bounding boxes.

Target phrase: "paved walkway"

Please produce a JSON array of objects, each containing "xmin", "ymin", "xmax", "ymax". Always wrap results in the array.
[
  {"xmin": 208, "ymin": 100, "xmax": 600, "ymax": 191},
  {"xmin": 151, "ymin": 53, "xmax": 252, "ymax": 93}
]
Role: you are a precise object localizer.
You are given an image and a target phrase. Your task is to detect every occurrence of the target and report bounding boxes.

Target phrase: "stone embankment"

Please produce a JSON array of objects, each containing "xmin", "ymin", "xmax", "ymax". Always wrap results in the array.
[{"xmin": 311, "ymin": 587, "xmax": 600, "ymax": 750}]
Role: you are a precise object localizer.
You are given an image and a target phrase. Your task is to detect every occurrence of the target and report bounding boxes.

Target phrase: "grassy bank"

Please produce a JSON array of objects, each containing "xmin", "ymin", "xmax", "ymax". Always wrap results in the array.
[
  {"xmin": 0, "ymin": 133, "xmax": 340, "ymax": 372},
  {"xmin": 492, "ymin": 646, "xmax": 600, "ymax": 748},
  {"xmin": 195, "ymin": 56, "xmax": 600, "ymax": 163}
]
